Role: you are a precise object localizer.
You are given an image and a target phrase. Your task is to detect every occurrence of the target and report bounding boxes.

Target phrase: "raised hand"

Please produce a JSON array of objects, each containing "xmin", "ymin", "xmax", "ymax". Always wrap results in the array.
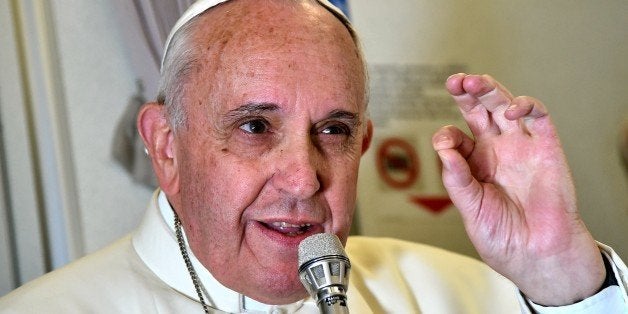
[{"xmin": 432, "ymin": 73, "xmax": 605, "ymax": 305}]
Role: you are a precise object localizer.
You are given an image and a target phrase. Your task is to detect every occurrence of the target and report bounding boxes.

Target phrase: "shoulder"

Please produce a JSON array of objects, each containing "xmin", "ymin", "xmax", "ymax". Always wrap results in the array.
[
  {"xmin": 0, "ymin": 235, "xmax": 170, "ymax": 313},
  {"xmin": 346, "ymin": 237, "xmax": 519, "ymax": 313},
  {"xmin": 346, "ymin": 235, "xmax": 485, "ymax": 269},
  {"xmin": 346, "ymin": 236, "xmax": 519, "ymax": 310}
]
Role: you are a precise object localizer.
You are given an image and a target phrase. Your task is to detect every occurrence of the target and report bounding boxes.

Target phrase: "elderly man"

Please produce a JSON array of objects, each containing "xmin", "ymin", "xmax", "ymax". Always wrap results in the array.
[{"xmin": 1, "ymin": 0, "xmax": 626, "ymax": 313}]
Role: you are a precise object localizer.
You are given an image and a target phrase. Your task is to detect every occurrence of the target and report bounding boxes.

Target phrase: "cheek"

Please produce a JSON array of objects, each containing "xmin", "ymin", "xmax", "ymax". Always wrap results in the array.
[
  {"xmin": 181, "ymin": 149, "xmax": 275, "ymax": 230},
  {"xmin": 325, "ymin": 156, "xmax": 361, "ymax": 235},
  {"xmin": 177, "ymin": 156, "xmax": 266, "ymax": 262}
]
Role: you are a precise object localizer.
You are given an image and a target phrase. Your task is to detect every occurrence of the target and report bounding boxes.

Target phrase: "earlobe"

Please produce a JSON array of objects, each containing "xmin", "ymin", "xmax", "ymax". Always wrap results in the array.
[
  {"xmin": 137, "ymin": 103, "xmax": 179, "ymax": 194},
  {"xmin": 361, "ymin": 120, "xmax": 373, "ymax": 155}
]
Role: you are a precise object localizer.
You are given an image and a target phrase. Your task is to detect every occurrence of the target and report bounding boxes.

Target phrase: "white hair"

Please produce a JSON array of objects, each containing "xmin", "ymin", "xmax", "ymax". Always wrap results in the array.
[{"xmin": 156, "ymin": 18, "xmax": 200, "ymax": 131}]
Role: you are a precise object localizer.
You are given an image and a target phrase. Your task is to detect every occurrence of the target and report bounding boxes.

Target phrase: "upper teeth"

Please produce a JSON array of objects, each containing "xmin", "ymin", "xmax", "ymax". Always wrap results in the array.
[{"xmin": 272, "ymin": 222, "xmax": 312, "ymax": 228}]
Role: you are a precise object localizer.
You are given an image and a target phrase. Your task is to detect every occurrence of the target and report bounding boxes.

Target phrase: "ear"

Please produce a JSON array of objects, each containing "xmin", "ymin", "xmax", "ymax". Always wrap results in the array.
[
  {"xmin": 361, "ymin": 119, "xmax": 373, "ymax": 155},
  {"xmin": 137, "ymin": 103, "xmax": 179, "ymax": 195}
]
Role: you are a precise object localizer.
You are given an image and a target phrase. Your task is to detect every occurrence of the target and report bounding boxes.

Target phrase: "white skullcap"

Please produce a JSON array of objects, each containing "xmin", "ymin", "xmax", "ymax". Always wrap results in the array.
[{"xmin": 161, "ymin": 0, "xmax": 352, "ymax": 71}]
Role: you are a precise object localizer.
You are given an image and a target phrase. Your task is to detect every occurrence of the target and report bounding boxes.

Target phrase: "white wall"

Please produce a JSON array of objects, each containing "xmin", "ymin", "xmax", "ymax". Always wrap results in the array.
[
  {"xmin": 49, "ymin": 0, "xmax": 154, "ymax": 254},
  {"xmin": 0, "ymin": 0, "xmax": 54, "ymax": 294}
]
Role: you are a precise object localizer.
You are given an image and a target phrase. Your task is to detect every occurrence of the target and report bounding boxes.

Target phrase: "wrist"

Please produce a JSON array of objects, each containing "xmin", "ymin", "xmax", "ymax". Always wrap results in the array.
[{"xmin": 517, "ymin": 243, "xmax": 607, "ymax": 306}]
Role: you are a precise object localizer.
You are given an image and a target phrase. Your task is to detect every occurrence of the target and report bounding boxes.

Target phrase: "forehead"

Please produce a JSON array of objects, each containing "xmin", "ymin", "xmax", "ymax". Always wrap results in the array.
[
  {"xmin": 181, "ymin": 0, "xmax": 366, "ymax": 110},
  {"xmin": 189, "ymin": 0, "xmax": 355, "ymax": 48}
]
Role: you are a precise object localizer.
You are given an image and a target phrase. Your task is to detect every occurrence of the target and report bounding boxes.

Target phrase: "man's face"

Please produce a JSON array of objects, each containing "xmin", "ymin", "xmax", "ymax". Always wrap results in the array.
[{"xmin": 167, "ymin": 0, "xmax": 369, "ymax": 304}]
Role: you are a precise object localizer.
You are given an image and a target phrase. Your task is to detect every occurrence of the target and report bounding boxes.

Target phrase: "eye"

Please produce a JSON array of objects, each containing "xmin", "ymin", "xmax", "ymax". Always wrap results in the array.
[
  {"xmin": 320, "ymin": 124, "xmax": 351, "ymax": 136},
  {"xmin": 239, "ymin": 119, "xmax": 269, "ymax": 134}
]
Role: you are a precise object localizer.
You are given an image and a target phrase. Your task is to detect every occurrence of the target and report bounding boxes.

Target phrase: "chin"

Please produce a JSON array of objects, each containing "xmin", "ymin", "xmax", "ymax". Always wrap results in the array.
[{"xmin": 245, "ymin": 272, "xmax": 309, "ymax": 305}]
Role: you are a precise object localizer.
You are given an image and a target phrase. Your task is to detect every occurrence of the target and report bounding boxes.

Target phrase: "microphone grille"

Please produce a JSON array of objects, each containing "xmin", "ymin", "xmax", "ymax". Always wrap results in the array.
[{"xmin": 298, "ymin": 233, "xmax": 346, "ymax": 268}]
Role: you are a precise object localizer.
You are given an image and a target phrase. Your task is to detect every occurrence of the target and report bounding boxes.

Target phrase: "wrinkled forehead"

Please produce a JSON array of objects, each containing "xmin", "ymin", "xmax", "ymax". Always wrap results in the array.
[{"xmin": 161, "ymin": 0, "xmax": 356, "ymax": 71}]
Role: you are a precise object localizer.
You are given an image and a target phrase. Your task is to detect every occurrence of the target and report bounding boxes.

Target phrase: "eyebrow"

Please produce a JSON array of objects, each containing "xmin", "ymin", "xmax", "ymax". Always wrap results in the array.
[
  {"xmin": 225, "ymin": 102, "xmax": 280, "ymax": 120},
  {"xmin": 328, "ymin": 109, "xmax": 358, "ymax": 121},
  {"xmin": 326, "ymin": 109, "xmax": 361, "ymax": 128}
]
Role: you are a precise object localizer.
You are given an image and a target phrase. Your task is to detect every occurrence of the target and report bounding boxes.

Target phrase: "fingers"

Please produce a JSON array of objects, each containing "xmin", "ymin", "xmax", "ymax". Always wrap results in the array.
[
  {"xmin": 446, "ymin": 74, "xmax": 500, "ymax": 138},
  {"xmin": 505, "ymin": 96, "xmax": 548, "ymax": 120},
  {"xmin": 504, "ymin": 96, "xmax": 550, "ymax": 136},
  {"xmin": 447, "ymin": 73, "xmax": 548, "ymax": 138},
  {"xmin": 432, "ymin": 125, "xmax": 474, "ymax": 159}
]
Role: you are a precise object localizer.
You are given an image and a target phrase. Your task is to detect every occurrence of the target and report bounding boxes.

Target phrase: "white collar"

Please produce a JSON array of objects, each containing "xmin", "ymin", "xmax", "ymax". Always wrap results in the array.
[{"xmin": 132, "ymin": 190, "xmax": 315, "ymax": 313}]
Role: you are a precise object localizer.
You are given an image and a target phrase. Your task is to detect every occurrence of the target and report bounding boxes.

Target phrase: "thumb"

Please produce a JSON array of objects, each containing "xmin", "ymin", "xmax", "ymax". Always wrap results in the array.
[{"xmin": 436, "ymin": 148, "xmax": 483, "ymax": 218}]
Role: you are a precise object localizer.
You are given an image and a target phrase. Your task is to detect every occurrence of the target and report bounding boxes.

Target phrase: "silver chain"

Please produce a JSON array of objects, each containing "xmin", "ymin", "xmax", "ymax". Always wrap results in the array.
[{"xmin": 174, "ymin": 212, "xmax": 210, "ymax": 314}]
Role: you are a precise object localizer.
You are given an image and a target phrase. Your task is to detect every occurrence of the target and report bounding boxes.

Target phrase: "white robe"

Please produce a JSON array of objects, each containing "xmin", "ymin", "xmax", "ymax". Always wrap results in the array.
[{"xmin": 1, "ymin": 191, "xmax": 626, "ymax": 313}]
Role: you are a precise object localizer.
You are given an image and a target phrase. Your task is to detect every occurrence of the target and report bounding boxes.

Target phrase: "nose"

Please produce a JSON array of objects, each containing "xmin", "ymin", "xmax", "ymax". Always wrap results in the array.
[{"xmin": 272, "ymin": 137, "xmax": 322, "ymax": 199}]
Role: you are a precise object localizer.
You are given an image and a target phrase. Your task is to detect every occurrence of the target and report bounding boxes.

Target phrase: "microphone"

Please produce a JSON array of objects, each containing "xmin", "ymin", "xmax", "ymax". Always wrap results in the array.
[{"xmin": 298, "ymin": 233, "xmax": 351, "ymax": 314}]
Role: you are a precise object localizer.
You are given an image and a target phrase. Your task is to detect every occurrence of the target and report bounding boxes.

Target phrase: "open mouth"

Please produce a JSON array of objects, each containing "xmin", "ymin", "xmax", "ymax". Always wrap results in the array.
[{"xmin": 262, "ymin": 221, "xmax": 313, "ymax": 236}]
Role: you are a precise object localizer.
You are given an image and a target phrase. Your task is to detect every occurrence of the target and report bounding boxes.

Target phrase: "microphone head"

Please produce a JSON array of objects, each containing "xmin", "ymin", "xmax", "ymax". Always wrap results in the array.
[
  {"xmin": 298, "ymin": 233, "xmax": 346, "ymax": 268},
  {"xmin": 298, "ymin": 233, "xmax": 351, "ymax": 309}
]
